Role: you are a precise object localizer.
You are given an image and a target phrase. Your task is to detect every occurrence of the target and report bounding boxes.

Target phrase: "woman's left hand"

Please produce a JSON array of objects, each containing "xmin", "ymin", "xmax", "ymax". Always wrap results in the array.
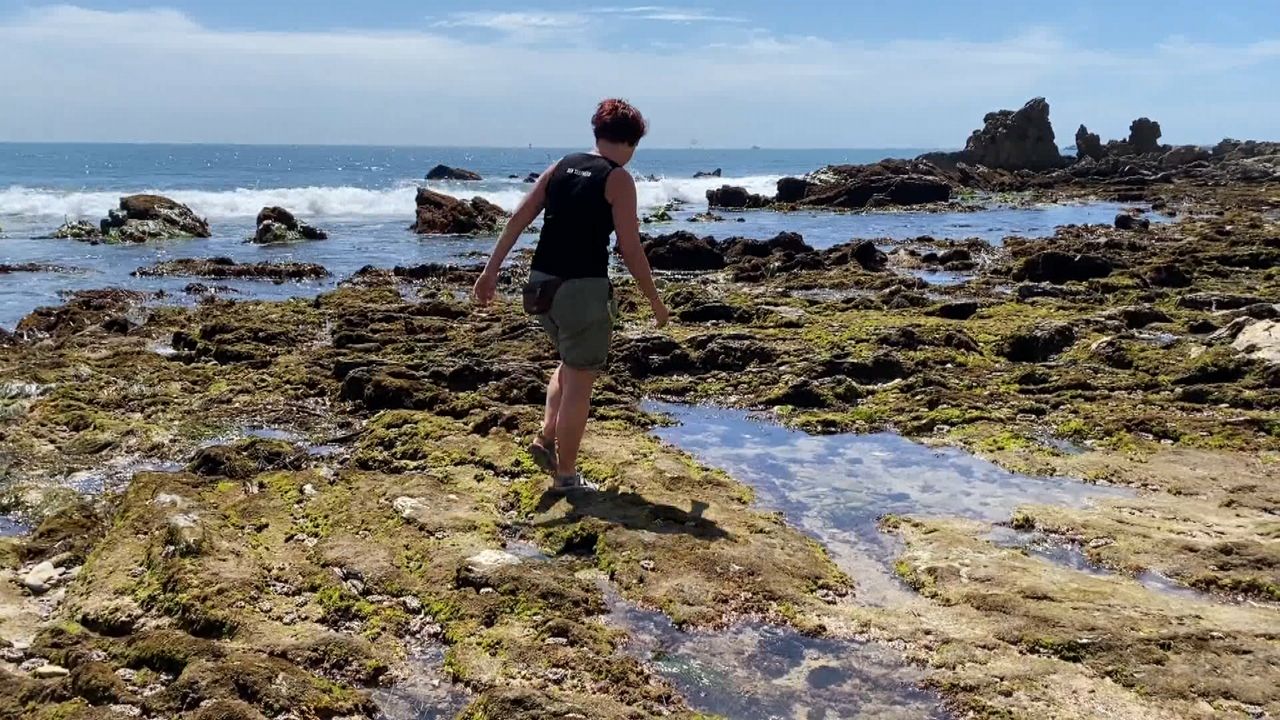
[{"xmin": 473, "ymin": 270, "xmax": 498, "ymax": 305}]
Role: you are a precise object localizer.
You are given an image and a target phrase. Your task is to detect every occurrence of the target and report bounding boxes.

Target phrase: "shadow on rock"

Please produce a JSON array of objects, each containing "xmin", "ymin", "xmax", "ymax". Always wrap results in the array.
[{"xmin": 532, "ymin": 490, "xmax": 729, "ymax": 541}]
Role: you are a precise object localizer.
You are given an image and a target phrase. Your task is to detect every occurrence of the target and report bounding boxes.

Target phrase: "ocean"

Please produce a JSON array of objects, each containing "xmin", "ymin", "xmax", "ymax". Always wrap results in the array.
[{"xmin": 0, "ymin": 143, "xmax": 1131, "ymax": 329}]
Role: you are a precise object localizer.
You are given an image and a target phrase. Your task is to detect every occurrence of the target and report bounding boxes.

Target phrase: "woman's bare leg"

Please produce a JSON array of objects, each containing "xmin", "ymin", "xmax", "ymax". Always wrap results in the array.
[
  {"xmin": 540, "ymin": 364, "xmax": 563, "ymax": 442},
  {"xmin": 554, "ymin": 366, "xmax": 597, "ymax": 477}
]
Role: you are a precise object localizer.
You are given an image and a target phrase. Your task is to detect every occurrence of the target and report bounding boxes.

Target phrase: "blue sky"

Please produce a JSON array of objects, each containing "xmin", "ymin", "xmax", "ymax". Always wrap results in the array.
[{"xmin": 1, "ymin": 1, "xmax": 1277, "ymax": 146}]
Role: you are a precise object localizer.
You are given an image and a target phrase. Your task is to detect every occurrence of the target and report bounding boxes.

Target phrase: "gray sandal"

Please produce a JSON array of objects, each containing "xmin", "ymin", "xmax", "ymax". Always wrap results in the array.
[
  {"xmin": 552, "ymin": 473, "xmax": 598, "ymax": 493},
  {"xmin": 528, "ymin": 436, "xmax": 558, "ymax": 476}
]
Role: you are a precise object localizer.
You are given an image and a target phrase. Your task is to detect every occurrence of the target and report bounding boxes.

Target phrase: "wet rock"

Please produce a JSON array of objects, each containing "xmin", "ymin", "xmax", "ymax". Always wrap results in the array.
[
  {"xmin": 342, "ymin": 367, "xmax": 443, "ymax": 411},
  {"xmin": 693, "ymin": 168, "xmax": 722, "ymax": 178},
  {"xmin": 693, "ymin": 334, "xmax": 775, "ymax": 371},
  {"xmin": 523, "ymin": 172, "xmax": 540, "ymax": 183},
  {"xmin": 928, "ymin": 300, "xmax": 979, "ymax": 320},
  {"xmin": 800, "ymin": 160, "xmax": 951, "ymax": 209},
  {"xmin": 721, "ymin": 232, "xmax": 813, "ymax": 261},
  {"xmin": 613, "ymin": 334, "xmax": 696, "ymax": 378},
  {"xmin": 817, "ymin": 352, "xmax": 909, "ymax": 384},
  {"xmin": 1146, "ymin": 263, "xmax": 1192, "ymax": 288},
  {"xmin": 1107, "ymin": 305, "xmax": 1173, "ymax": 329},
  {"xmin": 1014, "ymin": 250, "xmax": 1114, "ymax": 284},
  {"xmin": 641, "ymin": 231, "xmax": 725, "ymax": 271},
  {"xmin": 1128, "ymin": 118, "xmax": 1164, "ymax": 155},
  {"xmin": 102, "ymin": 194, "xmax": 212, "ymax": 242},
  {"xmin": 688, "ymin": 211, "xmax": 725, "ymax": 223},
  {"xmin": 52, "ymin": 219, "xmax": 101, "ymax": 240},
  {"xmin": 706, "ymin": 185, "xmax": 768, "ymax": 209},
  {"xmin": 426, "ymin": 164, "xmax": 482, "ymax": 181},
  {"xmin": 998, "ymin": 322, "xmax": 1077, "ymax": 362},
  {"xmin": 763, "ymin": 379, "xmax": 829, "ymax": 409},
  {"xmin": 825, "ymin": 240, "xmax": 887, "ymax": 271},
  {"xmin": 1114, "ymin": 213, "xmax": 1151, "ymax": 231},
  {"xmin": 775, "ymin": 176, "xmax": 811, "ymax": 203},
  {"xmin": 134, "ymin": 257, "xmax": 329, "ymax": 281},
  {"xmin": 411, "ymin": 188, "xmax": 508, "ymax": 235},
  {"xmin": 1075, "ymin": 125, "xmax": 1104, "ymax": 161},
  {"xmin": 251, "ymin": 206, "xmax": 328, "ymax": 243}
]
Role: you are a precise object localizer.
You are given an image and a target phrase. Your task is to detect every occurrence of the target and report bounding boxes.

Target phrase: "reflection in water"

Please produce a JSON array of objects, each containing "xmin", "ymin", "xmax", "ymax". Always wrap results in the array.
[
  {"xmin": 0, "ymin": 514, "xmax": 29, "ymax": 537},
  {"xmin": 646, "ymin": 403, "xmax": 1131, "ymax": 605},
  {"xmin": 606, "ymin": 586, "xmax": 950, "ymax": 720},
  {"xmin": 371, "ymin": 645, "xmax": 469, "ymax": 720}
]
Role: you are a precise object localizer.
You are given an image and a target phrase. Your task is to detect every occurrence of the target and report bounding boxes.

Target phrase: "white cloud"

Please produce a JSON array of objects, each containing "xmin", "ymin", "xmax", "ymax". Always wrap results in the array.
[
  {"xmin": 0, "ymin": 5, "xmax": 1276, "ymax": 147},
  {"xmin": 594, "ymin": 6, "xmax": 747, "ymax": 23}
]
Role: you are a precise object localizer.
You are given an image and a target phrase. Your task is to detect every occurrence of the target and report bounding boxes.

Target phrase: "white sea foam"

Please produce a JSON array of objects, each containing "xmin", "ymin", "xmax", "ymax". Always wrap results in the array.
[{"xmin": 0, "ymin": 174, "xmax": 783, "ymax": 220}]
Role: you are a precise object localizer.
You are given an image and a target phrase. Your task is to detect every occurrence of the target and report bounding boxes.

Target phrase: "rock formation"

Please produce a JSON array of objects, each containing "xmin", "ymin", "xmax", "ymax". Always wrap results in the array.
[
  {"xmin": 706, "ymin": 185, "xmax": 769, "ymax": 209},
  {"xmin": 410, "ymin": 189, "xmax": 508, "ymax": 235},
  {"xmin": 1075, "ymin": 125, "xmax": 1105, "ymax": 161},
  {"xmin": 1128, "ymin": 118, "xmax": 1163, "ymax": 155},
  {"xmin": 791, "ymin": 160, "xmax": 952, "ymax": 209},
  {"xmin": 53, "ymin": 195, "xmax": 211, "ymax": 243},
  {"xmin": 940, "ymin": 97, "xmax": 1064, "ymax": 171},
  {"xmin": 426, "ymin": 165, "xmax": 483, "ymax": 181},
  {"xmin": 250, "ymin": 206, "xmax": 328, "ymax": 244}
]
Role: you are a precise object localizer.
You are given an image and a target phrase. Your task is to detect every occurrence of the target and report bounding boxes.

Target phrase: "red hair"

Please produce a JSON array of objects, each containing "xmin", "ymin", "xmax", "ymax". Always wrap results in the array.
[{"xmin": 592, "ymin": 98, "xmax": 647, "ymax": 146}]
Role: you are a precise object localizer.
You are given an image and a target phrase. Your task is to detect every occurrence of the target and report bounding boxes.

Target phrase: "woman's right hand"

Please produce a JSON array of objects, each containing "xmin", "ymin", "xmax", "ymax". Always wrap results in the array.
[{"xmin": 650, "ymin": 296, "xmax": 670, "ymax": 328}]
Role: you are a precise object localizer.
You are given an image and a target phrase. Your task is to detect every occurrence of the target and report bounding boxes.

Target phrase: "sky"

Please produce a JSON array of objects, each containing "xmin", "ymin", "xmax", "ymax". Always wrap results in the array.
[{"xmin": 1, "ymin": 0, "xmax": 1278, "ymax": 147}]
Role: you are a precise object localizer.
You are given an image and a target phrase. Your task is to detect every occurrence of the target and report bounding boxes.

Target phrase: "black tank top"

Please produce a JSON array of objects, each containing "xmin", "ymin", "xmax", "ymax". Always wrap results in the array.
[{"xmin": 531, "ymin": 152, "xmax": 620, "ymax": 279}]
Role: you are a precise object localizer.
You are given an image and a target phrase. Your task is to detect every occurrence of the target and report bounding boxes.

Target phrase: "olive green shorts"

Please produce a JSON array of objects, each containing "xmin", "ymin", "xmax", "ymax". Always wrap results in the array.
[{"xmin": 530, "ymin": 270, "xmax": 616, "ymax": 371}]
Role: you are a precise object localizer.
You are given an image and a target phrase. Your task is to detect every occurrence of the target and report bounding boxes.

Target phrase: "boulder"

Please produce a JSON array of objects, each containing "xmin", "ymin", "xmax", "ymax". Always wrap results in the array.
[
  {"xmin": 426, "ymin": 164, "xmax": 482, "ymax": 181},
  {"xmin": 706, "ymin": 185, "xmax": 768, "ymax": 209},
  {"xmin": 523, "ymin": 172, "xmax": 540, "ymax": 183},
  {"xmin": 960, "ymin": 97, "xmax": 1064, "ymax": 171},
  {"xmin": 1146, "ymin": 263, "xmax": 1192, "ymax": 288},
  {"xmin": 693, "ymin": 168, "xmax": 722, "ymax": 178},
  {"xmin": 410, "ymin": 189, "xmax": 508, "ymax": 235},
  {"xmin": 1231, "ymin": 320, "xmax": 1280, "ymax": 364},
  {"xmin": 825, "ymin": 240, "xmax": 887, "ymax": 271},
  {"xmin": 1114, "ymin": 213, "xmax": 1151, "ymax": 231},
  {"xmin": 1128, "ymin": 118, "xmax": 1163, "ymax": 155},
  {"xmin": 82, "ymin": 195, "xmax": 210, "ymax": 242},
  {"xmin": 775, "ymin": 176, "xmax": 811, "ymax": 203},
  {"xmin": 640, "ymin": 231, "xmax": 726, "ymax": 271},
  {"xmin": 800, "ymin": 160, "xmax": 951, "ymax": 209},
  {"xmin": 53, "ymin": 220, "xmax": 101, "ymax": 241},
  {"xmin": 927, "ymin": 300, "xmax": 980, "ymax": 320},
  {"xmin": 1075, "ymin": 125, "xmax": 1105, "ymax": 161},
  {"xmin": 251, "ymin": 206, "xmax": 327, "ymax": 243},
  {"xmin": 1013, "ymin": 250, "xmax": 1113, "ymax": 284},
  {"xmin": 998, "ymin": 322, "xmax": 1077, "ymax": 362},
  {"xmin": 1160, "ymin": 145, "xmax": 1210, "ymax": 168}
]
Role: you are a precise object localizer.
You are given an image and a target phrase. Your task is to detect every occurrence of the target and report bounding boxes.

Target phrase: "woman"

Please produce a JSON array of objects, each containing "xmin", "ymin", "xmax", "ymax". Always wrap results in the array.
[{"xmin": 473, "ymin": 98, "xmax": 669, "ymax": 492}]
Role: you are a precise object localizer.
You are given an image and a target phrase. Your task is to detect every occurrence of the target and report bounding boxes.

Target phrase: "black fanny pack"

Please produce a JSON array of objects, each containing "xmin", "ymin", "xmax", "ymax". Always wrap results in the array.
[{"xmin": 521, "ymin": 278, "xmax": 564, "ymax": 314}]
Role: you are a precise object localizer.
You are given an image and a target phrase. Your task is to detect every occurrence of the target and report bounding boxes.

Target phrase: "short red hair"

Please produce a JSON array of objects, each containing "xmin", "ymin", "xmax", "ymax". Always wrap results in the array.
[{"xmin": 592, "ymin": 98, "xmax": 647, "ymax": 146}]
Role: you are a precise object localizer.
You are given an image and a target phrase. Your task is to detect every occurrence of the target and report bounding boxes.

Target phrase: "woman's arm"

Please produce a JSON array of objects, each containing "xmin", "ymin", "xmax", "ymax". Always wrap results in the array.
[
  {"xmin": 473, "ymin": 162, "xmax": 556, "ymax": 305},
  {"xmin": 607, "ymin": 168, "xmax": 669, "ymax": 328}
]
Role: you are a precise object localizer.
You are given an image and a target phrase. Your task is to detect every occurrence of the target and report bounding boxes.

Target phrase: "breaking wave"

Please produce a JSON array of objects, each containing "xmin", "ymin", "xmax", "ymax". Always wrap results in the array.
[{"xmin": 0, "ymin": 174, "xmax": 783, "ymax": 220}]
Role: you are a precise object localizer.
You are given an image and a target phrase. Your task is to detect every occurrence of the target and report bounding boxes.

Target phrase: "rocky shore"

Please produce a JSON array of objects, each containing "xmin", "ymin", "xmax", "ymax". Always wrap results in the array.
[{"xmin": 2, "ymin": 100, "xmax": 1278, "ymax": 720}]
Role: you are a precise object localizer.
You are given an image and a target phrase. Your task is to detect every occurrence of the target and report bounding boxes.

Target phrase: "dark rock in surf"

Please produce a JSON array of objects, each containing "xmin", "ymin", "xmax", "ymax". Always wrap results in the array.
[
  {"xmin": 410, "ymin": 188, "xmax": 508, "ymax": 235},
  {"xmin": 74, "ymin": 195, "xmax": 210, "ymax": 243},
  {"xmin": 426, "ymin": 164, "xmax": 483, "ymax": 181},
  {"xmin": 1114, "ymin": 213, "xmax": 1151, "ymax": 231},
  {"xmin": 775, "ymin": 176, "xmax": 811, "ymax": 203},
  {"xmin": 798, "ymin": 160, "xmax": 951, "ymax": 209},
  {"xmin": 706, "ymin": 185, "xmax": 769, "ymax": 209},
  {"xmin": 693, "ymin": 169, "xmax": 722, "ymax": 178},
  {"xmin": 251, "ymin": 206, "xmax": 328, "ymax": 243}
]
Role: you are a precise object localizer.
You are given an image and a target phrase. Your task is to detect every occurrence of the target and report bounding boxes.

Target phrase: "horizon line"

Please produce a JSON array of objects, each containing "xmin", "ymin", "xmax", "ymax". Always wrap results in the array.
[{"xmin": 0, "ymin": 140, "xmax": 949, "ymax": 152}]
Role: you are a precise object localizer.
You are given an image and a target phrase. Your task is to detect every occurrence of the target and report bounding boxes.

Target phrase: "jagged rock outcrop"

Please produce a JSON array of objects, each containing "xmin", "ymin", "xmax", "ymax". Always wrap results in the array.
[
  {"xmin": 706, "ymin": 185, "xmax": 769, "ymax": 209},
  {"xmin": 693, "ymin": 169, "xmax": 722, "ymax": 178},
  {"xmin": 250, "ymin": 206, "xmax": 328, "ymax": 244},
  {"xmin": 1075, "ymin": 125, "xmax": 1105, "ymax": 161},
  {"xmin": 789, "ymin": 160, "xmax": 952, "ymax": 209},
  {"xmin": 55, "ymin": 195, "xmax": 212, "ymax": 243},
  {"xmin": 938, "ymin": 98, "xmax": 1064, "ymax": 171},
  {"xmin": 1128, "ymin": 118, "xmax": 1163, "ymax": 155},
  {"xmin": 410, "ymin": 189, "xmax": 508, "ymax": 235},
  {"xmin": 426, "ymin": 165, "xmax": 482, "ymax": 181}
]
